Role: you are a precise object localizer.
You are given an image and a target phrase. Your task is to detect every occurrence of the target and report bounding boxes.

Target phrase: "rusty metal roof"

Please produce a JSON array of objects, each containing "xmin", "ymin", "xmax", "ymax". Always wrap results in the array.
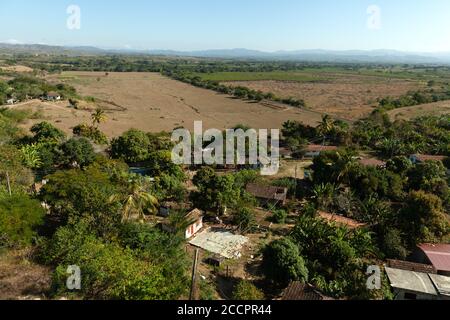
[
  {"xmin": 387, "ymin": 259, "xmax": 437, "ymax": 274},
  {"xmin": 246, "ymin": 183, "xmax": 287, "ymax": 201},
  {"xmin": 281, "ymin": 282, "xmax": 333, "ymax": 300},
  {"xmin": 418, "ymin": 244, "xmax": 450, "ymax": 272}
]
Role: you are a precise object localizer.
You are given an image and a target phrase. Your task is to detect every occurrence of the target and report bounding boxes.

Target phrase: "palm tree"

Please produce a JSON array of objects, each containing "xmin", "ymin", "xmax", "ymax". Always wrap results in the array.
[
  {"xmin": 168, "ymin": 211, "xmax": 196, "ymax": 235},
  {"xmin": 312, "ymin": 183, "xmax": 340, "ymax": 211},
  {"xmin": 317, "ymin": 114, "xmax": 335, "ymax": 142},
  {"xmin": 111, "ymin": 176, "xmax": 158, "ymax": 222},
  {"xmin": 91, "ymin": 108, "xmax": 107, "ymax": 128}
]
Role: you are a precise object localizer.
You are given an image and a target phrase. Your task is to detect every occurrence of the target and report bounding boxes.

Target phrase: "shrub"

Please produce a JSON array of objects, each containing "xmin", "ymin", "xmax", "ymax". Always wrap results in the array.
[
  {"xmin": 31, "ymin": 121, "xmax": 66, "ymax": 142},
  {"xmin": 73, "ymin": 124, "xmax": 108, "ymax": 145},
  {"xmin": 271, "ymin": 209, "xmax": 287, "ymax": 224},
  {"xmin": 42, "ymin": 223, "xmax": 177, "ymax": 300},
  {"xmin": 233, "ymin": 280, "xmax": 264, "ymax": 300},
  {"xmin": 233, "ymin": 207, "xmax": 257, "ymax": 234},
  {"xmin": 0, "ymin": 193, "xmax": 45, "ymax": 247}
]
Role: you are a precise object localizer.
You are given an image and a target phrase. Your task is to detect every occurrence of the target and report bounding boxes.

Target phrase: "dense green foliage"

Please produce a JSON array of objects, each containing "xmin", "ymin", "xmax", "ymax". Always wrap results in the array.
[
  {"xmin": 262, "ymin": 238, "xmax": 309, "ymax": 286},
  {"xmin": 0, "ymin": 193, "xmax": 45, "ymax": 247}
]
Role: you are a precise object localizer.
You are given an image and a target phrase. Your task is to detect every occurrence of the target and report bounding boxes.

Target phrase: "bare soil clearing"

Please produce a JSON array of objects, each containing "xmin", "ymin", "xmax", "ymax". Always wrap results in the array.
[
  {"xmin": 35, "ymin": 72, "xmax": 324, "ymax": 137},
  {"xmin": 0, "ymin": 249, "xmax": 51, "ymax": 300},
  {"xmin": 226, "ymin": 77, "xmax": 425, "ymax": 121},
  {"xmin": 0, "ymin": 65, "xmax": 34, "ymax": 73}
]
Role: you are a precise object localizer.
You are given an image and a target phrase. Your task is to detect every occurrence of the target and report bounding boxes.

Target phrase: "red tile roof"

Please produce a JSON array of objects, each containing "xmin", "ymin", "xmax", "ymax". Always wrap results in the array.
[
  {"xmin": 318, "ymin": 211, "xmax": 367, "ymax": 229},
  {"xmin": 418, "ymin": 244, "xmax": 450, "ymax": 272}
]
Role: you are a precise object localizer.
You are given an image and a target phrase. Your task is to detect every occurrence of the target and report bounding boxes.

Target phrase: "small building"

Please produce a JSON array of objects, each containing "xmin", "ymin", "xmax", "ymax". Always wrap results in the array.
[
  {"xmin": 281, "ymin": 282, "xmax": 334, "ymax": 300},
  {"xmin": 318, "ymin": 211, "xmax": 367, "ymax": 229},
  {"xmin": 410, "ymin": 154, "xmax": 446, "ymax": 164},
  {"xmin": 44, "ymin": 91, "xmax": 61, "ymax": 101},
  {"xmin": 246, "ymin": 183, "xmax": 288, "ymax": 206},
  {"xmin": 413, "ymin": 244, "xmax": 450, "ymax": 276},
  {"xmin": 162, "ymin": 208, "xmax": 204, "ymax": 239},
  {"xmin": 303, "ymin": 144, "xmax": 338, "ymax": 159},
  {"xmin": 6, "ymin": 98, "xmax": 17, "ymax": 105},
  {"xmin": 385, "ymin": 267, "xmax": 439, "ymax": 300},
  {"xmin": 184, "ymin": 209, "xmax": 204, "ymax": 239},
  {"xmin": 204, "ymin": 255, "xmax": 226, "ymax": 268},
  {"xmin": 358, "ymin": 158, "xmax": 386, "ymax": 168}
]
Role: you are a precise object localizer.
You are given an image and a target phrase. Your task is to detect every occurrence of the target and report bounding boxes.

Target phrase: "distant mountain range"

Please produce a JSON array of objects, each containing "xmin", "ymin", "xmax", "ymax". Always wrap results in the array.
[{"xmin": 2, "ymin": 43, "xmax": 450, "ymax": 64}]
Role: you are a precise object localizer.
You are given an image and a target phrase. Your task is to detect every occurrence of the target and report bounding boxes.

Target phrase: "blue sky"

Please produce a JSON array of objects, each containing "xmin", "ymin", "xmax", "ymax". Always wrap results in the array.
[{"xmin": 1, "ymin": 0, "xmax": 450, "ymax": 52}]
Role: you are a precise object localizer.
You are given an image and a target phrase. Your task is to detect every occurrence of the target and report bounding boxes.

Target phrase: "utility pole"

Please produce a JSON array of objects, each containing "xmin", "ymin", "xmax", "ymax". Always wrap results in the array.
[
  {"xmin": 6, "ymin": 171, "xmax": 11, "ymax": 196},
  {"xmin": 293, "ymin": 165, "xmax": 298, "ymax": 200},
  {"xmin": 189, "ymin": 249, "xmax": 200, "ymax": 300}
]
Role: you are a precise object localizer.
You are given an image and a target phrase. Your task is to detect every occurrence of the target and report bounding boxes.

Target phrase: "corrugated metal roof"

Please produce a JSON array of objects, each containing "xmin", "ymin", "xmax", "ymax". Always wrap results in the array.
[
  {"xmin": 419, "ymin": 244, "xmax": 450, "ymax": 272},
  {"xmin": 385, "ymin": 267, "xmax": 438, "ymax": 295},
  {"xmin": 429, "ymin": 274, "xmax": 450, "ymax": 297},
  {"xmin": 246, "ymin": 183, "xmax": 287, "ymax": 201}
]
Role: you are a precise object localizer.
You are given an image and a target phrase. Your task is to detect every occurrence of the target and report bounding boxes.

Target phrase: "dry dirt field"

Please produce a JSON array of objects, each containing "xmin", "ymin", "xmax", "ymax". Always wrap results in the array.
[
  {"xmin": 388, "ymin": 100, "xmax": 450, "ymax": 121},
  {"xmin": 0, "ymin": 65, "xmax": 34, "ymax": 73},
  {"xmin": 15, "ymin": 71, "xmax": 323, "ymax": 138},
  {"xmin": 227, "ymin": 76, "xmax": 425, "ymax": 121}
]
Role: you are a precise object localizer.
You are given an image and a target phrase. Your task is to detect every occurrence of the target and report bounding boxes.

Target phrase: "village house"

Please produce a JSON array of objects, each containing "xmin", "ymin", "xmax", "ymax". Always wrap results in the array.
[
  {"xmin": 384, "ymin": 258, "xmax": 450, "ymax": 300},
  {"xmin": 303, "ymin": 144, "xmax": 338, "ymax": 159},
  {"xmin": 162, "ymin": 208, "xmax": 204, "ymax": 239},
  {"xmin": 281, "ymin": 282, "xmax": 334, "ymax": 300},
  {"xmin": 385, "ymin": 267, "xmax": 440, "ymax": 300},
  {"xmin": 318, "ymin": 211, "xmax": 367, "ymax": 229},
  {"xmin": 246, "ymin": 183, "xmax": 288, "ymax": 206},
  {"xmin": 43, "ymin": 91, "xmax": 61, "ymax": 101},
  {"xmin": 412, "ymin": 243, "xmax": 450, "ymax": 276},
  {"xmin": 6, "ymin": 98, "xmax": 17, "ymax": 105}
]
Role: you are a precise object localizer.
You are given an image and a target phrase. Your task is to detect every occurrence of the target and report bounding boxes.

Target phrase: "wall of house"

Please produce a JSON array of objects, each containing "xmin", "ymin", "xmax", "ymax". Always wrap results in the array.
[
  {"xmin": 185, "ymin": 219, "xmax": 203, "ymax": 239},
  {"xmin": 393, "ymin": 289, "xmax": 437, "ymax": 300}
]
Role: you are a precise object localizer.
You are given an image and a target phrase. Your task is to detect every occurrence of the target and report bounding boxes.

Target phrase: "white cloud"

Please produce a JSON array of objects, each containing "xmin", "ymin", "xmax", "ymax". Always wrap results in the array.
[{"xmin": 3, "ymin": 39, "xmax": 23, "ymax": 45}]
